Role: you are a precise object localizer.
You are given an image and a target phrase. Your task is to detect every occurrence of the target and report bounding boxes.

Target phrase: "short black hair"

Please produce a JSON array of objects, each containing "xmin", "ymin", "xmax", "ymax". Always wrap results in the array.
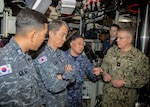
[
  {"xmin": 69, "ymin": 31, "xmax": 84, "ymax": 43},
  {"xmin": 100, "ymin": 31, "xmax": 108, "ymax": 35},
  {"xmin": 16, "ymin": 8, "xmax": 48, "ymax": 35},
  {"xmin": 110, "ymin": 24, "xmax": 120, "ymax": 30}
]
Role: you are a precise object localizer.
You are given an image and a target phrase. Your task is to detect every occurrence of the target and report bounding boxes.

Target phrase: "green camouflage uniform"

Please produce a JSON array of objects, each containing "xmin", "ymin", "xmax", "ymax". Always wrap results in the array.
[{"xmin": 101, "ymin": 45, "xmax": 150, "ymax": 107}]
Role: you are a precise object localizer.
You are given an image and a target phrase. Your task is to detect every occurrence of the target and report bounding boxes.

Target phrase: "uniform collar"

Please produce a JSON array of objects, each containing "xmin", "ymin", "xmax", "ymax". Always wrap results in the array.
[
  {"xmin": 9, "ymin": 37, "xmax": 28, "ymax": 58},
  {"xmin": 46, "ymin": 44, "xmax": 59, "ymax": 53},
  {"xmin": 66, "ymin": 49, "xmax": 81, "ymax": 59}
]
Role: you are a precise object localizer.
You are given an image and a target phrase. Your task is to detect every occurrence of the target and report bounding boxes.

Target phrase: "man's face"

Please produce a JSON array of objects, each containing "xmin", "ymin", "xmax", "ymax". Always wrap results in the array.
[
  {"xmin": 99, "ymin": 34, "xmax": 107, "ymax": 41},
  {"xmin": 117, "ymin": 31, "xmax": 132, "ymax": 50},
  {"xmin": 50, "ymin": 25, "xmax": 68, "ymax": 49},
  {"xmin": 70, "ymin": 37, "xmax": 84, "ymax": 55},
  {"xmin": 32, "ymin": 24, "xmax": 48, "ymax": 51},
  {"xmin": 109, "ymin": 26, "xmax": 118, "ymax": 38}
]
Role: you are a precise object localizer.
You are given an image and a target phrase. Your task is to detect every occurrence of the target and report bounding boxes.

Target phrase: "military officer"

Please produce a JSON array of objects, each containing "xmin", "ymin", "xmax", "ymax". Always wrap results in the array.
[
  {"xmin": 0, "ymin": 8, "xmax": 48, "ymax": 107},
  {"xmin": 101, "ymin": 27, "xmax": 150, "ymax": 107},
  {"xmin": 65, "ymin": 33, "xmax": 102, "ymax": 107},
  {"xmin": 34, "ymin": 20, "xmax": 76, "ymax": 107}
]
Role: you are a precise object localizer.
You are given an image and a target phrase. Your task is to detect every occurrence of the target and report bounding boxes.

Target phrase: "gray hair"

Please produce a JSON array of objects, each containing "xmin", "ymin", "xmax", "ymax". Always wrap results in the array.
[
  {"xmin": 118, "ymin": 27, "xmax": 135, "ymax": 39},
  {"xmin": 48, "ymin": 20, "xmax": 69, "ymax": 33}
]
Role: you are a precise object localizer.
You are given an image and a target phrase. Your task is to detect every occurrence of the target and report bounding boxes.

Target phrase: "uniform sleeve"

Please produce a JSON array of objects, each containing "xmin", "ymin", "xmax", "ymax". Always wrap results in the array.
[
  {"xmin": 102, "ymin": 41, "xmax": 106, "ymax": 52},
  {"xmin": 84, "ymin": 56, "xmax": 97, "ymax": 80},
  {"xmin": 101, "ymin": 48, "xmax": 112, "ymax": 75},
  {"xmin": 34, "ymin": 59, "xmax": 71, "ymax": 94},
  {"xmin": 124, "ymin": 55, "xmax": 150, "ymax": 88},
  {"xmin": 62, "ymin": 65, "xmax": 76, "ymax": 83},
  {"xmin": 61, "ymin": 53, "xmax": 76, "ymax": 83}
]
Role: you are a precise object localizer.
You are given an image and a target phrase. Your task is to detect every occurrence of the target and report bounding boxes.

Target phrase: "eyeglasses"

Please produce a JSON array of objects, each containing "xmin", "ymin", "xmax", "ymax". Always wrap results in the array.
[{"xmin": 117, "ymin": 37, "xmax": 130, "ymax": 40}]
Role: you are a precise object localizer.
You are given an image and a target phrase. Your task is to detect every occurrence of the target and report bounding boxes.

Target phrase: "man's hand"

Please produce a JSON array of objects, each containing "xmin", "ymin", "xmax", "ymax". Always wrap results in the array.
[
  {"xmin": 57, "ymin": 74, "xmax": 62, "ymax": 80},
  {"xmin": 93, "ymin": 68, "xmax": 103, "ymax": 76},
  {"xmin": 112, "ymin": 80, "xmax": 124, "ymax": 88},
  {"xmin": 64, "ymin": 64, "xmax": 72, "ymax": 73},
  {"xmin": 103, "ymin": 72, "xmax": 111, "ymax": 82}
]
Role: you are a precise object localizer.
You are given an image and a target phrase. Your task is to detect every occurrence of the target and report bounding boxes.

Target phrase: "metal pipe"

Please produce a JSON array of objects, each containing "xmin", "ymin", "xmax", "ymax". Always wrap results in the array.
[
  {"xmin": 114, "ymin": 10, "xmax": 119, "ymax": 24},
  {"xmin": 135, "ymin": 8, "xmax": 140, "ymax": 47},
  {"xmin": 138, "ymin": 4, "xmax": 150, "ymax": 55}
]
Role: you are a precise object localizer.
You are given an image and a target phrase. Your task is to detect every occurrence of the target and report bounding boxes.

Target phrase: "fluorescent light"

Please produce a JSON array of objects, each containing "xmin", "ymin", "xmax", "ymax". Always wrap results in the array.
[{"xmin": 119, "ymin": 14, "xmax": 131, "ymax": 22}]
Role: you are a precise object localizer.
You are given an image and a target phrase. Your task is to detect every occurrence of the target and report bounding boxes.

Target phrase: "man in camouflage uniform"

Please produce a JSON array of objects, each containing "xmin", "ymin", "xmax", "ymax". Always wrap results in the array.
[
  {"xmin": 0, "ymin": 8, "xmax": 48, "ymax": 107},
  {"xmin": 34, "ymin": 20, "xmax": 76, "ymax": 107},
  {"xmin": 65, "ymin": 34, "xmax": 102, "ymax": 107},
  {"xmin": 101, "ymin": 27, "xmax": 150, "ymax": 107}
]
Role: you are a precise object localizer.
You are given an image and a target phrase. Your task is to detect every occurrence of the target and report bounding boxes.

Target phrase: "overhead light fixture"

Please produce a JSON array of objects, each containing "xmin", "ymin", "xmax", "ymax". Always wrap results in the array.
[
  {"xmin": 61, "ymin": 0, "xmax": 76, "ymax": 14},
  {"xmin": 25, "ymin": 0, "xmax": 52, "ymax": 14},
  {"xmin": 119, "ymin": 14, "xmax": 131, "ymax": 22}
]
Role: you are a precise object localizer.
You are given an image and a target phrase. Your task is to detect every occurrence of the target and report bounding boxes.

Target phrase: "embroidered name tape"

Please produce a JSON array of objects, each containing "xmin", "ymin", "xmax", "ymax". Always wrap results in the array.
[
  {"xmin": 0, "ymin": 64, "xmax": 12, "ymax": 76},
  {"xmin": 38, "ymin": 56, "xmax": 47, "ymax": 64}
]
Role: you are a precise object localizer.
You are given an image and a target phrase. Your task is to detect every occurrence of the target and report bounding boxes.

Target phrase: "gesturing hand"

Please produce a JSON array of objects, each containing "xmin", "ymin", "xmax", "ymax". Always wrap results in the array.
[{"xmin": 93, "ymin": 68, "xmax": 103, "ymax": 76}]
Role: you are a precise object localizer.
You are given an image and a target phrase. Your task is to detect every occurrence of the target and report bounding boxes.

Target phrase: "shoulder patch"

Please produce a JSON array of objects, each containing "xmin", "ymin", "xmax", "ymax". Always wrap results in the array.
[
  {"xmin": 0, "ymin": 64, "xmax": 12, "ymax": 76},
  {"xmin": 38, "ymin": 56, "xmax": 47, "ymax": 64}
]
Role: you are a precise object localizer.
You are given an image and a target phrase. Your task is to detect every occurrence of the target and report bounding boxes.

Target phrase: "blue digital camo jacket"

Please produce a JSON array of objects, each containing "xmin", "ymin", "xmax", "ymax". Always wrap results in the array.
[
  {"xmin": 0, "ymin": 37, "xmax": 42, "ymax": 107},
  {"xmin": 65, "ymin": 49, "xmax": 97, "ymax": 107},
  {"xmin": 34, "ymin": 44, "xmax": 76, "ymax": 107}
]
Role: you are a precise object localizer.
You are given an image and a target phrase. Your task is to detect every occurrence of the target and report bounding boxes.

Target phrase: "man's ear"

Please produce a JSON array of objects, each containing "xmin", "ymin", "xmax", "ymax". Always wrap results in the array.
[
  {"xmin": 28, "ymin": 30, "xmax": 37, "ymax": 42},
  {"xmin": 127, "ymin": 36, "xmax": 132, "ymax": 44},
  {"xmin": 70, "ymin": 41, "xmax": 73, "ymax": 47},
  {"xmin": 49, "ymin": 31, "xmax": 53, "ymax": 38}
]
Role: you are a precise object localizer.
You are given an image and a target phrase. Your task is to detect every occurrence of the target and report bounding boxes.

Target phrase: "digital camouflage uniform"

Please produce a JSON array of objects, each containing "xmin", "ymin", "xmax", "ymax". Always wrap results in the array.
[
  {"xmin": 34, "ymin": 44, "xmax": 76, "ymax": 107},
  {"xmin": 0, "ymin": 38, "xmax": 43, "ymax": 107},
  {"xmin": 65, "ymin": 49, "xmax": 97, "ymax": 107},
  {"xmin": 101, "ymin": 45, "xmax": 150, "ymax": 107}
]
